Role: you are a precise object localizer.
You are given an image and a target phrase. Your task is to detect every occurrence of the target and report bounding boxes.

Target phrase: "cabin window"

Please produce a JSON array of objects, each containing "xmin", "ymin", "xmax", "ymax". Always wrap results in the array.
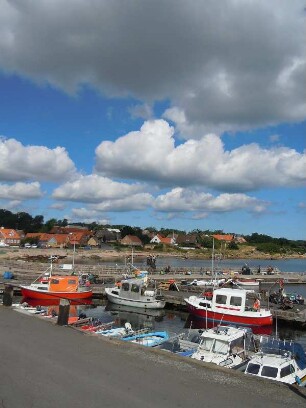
[
  {"xmin": 51, "ymin": 279, "xmax": 59, "ymax": 284},
  {"xmin": 131, "ymin": 284, "xmax": 140, "ymax": 293},
  {"xmin": 213, "ymin": 340, "xmax": 228, "ymax": 355},
  {"xmin": 280, "ymin": 365, "xmax": 295, "ymax": 378},
  {"xmin": 261, "ymin": 366, "xmax": 278, "ymax": 378},
  {"xmin": 199, "ymin": 302, "xmax": 211, "ymax": 308},
  {"xmin": 68, "ymin": 279, "xmax": 76, "ymax": 284},
  {"xmin": 111, "ymin": 290, "xmax": 119, "ymax": 295},
  {"xmin": 122, "ymin": 282, "xmax": 130, "ymax": 291},
  {"xmin": 230, "ymin": 296, "xmax": 242, "ymax": 307},
  {"xmin": 246, "ymin": 363, "xmax": 260, "ymax": 374},
  {"xmin": 215, "ymin": 295, "xmax": 227, "ymax": 305},
  {"xmin": 200, "ymin": 338, "xmax": 214, "ymax": 352}
]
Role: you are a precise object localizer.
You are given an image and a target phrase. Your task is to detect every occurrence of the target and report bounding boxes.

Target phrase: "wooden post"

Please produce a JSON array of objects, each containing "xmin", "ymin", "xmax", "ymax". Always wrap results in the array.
[
  {"xmin": 3, "ymin": 284, "xmax": 14, "ymax": 306},
  {"xmin": 57, "ymin": 299, "xmax": 70, "ymax": 326}
]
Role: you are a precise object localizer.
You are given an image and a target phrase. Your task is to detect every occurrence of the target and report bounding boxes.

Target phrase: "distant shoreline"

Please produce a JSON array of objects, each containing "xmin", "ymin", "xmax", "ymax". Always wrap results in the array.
[{"xmin": 0, "ymin": 247, "xmax": 304, "ymax": 262}]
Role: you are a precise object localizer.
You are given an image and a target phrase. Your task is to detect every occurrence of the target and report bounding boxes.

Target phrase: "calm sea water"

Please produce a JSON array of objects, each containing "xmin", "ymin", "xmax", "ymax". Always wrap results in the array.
[
  {"xmin": 94, "ymin": 257, "xmax": 306, "ymax": 273},
  {"xmin": 81, "ymin": 300, "xmax": 306, "ymax": 351}
]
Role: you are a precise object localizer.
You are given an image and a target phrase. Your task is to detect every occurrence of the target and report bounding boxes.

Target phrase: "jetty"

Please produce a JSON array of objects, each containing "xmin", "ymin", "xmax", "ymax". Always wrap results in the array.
[
  {"xmin": 1, "ymin": 306, "xmax": 306, "ymax": 408},
  {"xmin": 1, "ymin": 259, "xmax": 306, "ymax": 328}
]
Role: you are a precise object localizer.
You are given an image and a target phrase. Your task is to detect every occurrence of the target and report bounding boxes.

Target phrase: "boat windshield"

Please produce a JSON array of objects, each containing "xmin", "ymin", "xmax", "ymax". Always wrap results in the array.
[
  {"xmin": 200, "ymin": 337, "xmax": 214, "ymax": 352},
  {"xmin": 261, "ymin": 366, "xmax": 278, "ymax": 378},
  {"xmin": 213, "ymin": 340, "xmax": 228, "ymax": 355}
]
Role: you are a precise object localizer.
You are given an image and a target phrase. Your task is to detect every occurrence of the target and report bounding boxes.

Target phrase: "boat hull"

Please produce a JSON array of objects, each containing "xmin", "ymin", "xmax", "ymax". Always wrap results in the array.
[
  {"xmin": 20, "ymin": 286, "xmax": 92, "ymax": 300},
  {"xmin": 105, "ymin": 289, "xmax": 165, "ymax": 309},
  {"xmin": 186, "ymin": 303, "xmax": 273, "ymax": 327}
]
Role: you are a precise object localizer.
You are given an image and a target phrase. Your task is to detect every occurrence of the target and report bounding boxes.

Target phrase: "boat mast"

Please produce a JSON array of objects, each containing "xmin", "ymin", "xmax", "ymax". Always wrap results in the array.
[{"xmin": 211, "ymin": 236, "xmax": 215, "ymax": 281}]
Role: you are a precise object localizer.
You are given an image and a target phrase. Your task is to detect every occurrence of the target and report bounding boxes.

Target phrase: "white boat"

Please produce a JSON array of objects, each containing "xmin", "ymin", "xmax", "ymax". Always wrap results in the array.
[
  {"xmin": 187, "ymin": 279, "xmax": 225, "ymax": 287},
  {"xmin": 236, "ymin": 279, "xmax": 259, "ymax": 287},
  {"xmin": 245, "ymin": 337, "xmax": 306, "ymax": 386},
  {"xmin": 96, "ymin": 322, "xmax": 134, "ymax": 338},
  {"xmin": 122, "ymin": 331, "xmax": 170, "ymax": 347},
  {"xmin": 105, "ymin": 278, "xmax": 165, "ymax": 309},
  {"xmin": 185, "ymin": 287, "xmax": 273, "ymax": 327},
  {"xmin": 191, "ymin": 325, "xmax": 256, "ymax": 370},
  {"xmin": 156, "ymin": 329, "xmax": 202, "ymax": 356}
]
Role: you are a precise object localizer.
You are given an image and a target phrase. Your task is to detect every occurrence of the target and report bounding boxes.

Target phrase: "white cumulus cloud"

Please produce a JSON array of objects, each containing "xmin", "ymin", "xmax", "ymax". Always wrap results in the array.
[
  {"xmin": 153, "ymin": 188, "xmax": 269, "ymax": 214},
  {"xmin": 0, "ymin": 182, "xmax": 43, "ymax": 200},
  {"xmin": 95, "ymin": 119, "xmax": 306, "ymax": 192},
  {"xmin": 52, "ymin": 174, "xmax": 150, "ymax": 204},
  {"xmin": 0, "ymin": 138, "xmax": 76, "ymax": 182}
]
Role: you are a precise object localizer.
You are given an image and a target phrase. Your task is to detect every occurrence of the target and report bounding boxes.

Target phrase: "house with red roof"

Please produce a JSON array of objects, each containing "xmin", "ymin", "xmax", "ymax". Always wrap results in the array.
[
  {"xmin": 150, "ymin": 234, "xmax": 175, "ymax": 245},
  {"xmin": 212, "ymin": 234, "xmax": 234, "ymax": 242},
  {"xmin": 0, "ymin": 227, "xmax": 21, "ymax": 246}
]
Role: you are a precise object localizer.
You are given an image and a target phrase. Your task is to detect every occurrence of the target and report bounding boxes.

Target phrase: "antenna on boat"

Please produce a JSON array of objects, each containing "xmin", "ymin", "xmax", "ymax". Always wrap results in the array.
[
  {"xmin": 275, "ymin": 312, "xmax": 278, "ymax": 339},
  {"xmin": 211, "ymin": 236, "xmax": 215, "ymax": 279}
]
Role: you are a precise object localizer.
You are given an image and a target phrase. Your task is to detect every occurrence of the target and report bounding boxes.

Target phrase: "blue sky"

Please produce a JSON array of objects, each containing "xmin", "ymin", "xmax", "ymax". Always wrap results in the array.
[{"xmin": 0, "ymin": 1, "xmax": 305, "ymax": 239}]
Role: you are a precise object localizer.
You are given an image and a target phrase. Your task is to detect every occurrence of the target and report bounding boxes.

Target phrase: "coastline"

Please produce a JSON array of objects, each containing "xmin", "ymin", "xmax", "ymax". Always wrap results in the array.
[{"xmin": 0, "ymin": 247, "xmax": 305, "ymax": 263}]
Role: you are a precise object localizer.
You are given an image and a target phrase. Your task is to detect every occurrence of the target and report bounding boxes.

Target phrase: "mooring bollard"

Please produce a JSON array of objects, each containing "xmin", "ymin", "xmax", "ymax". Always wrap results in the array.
[
  {"xmin": 57, "ymin": 299, "xmax": 70, "ymax": 325},
  {"xmin": 3, "ymin": 284, "xmax": 14, "ymax": 306}
]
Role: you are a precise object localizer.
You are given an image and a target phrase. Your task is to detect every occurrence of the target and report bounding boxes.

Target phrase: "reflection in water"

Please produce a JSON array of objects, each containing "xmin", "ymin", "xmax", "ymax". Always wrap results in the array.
[
  {"xmin": 14, "ymin": 296, "xmax": 306, "ymax": 350},
  {"xmin": 184, "ymin": 315, "xmax": 273, "ymax": 336},
  {"xmin": 104, "ymin": 302, "xmax": 166, "ymax": 331}
]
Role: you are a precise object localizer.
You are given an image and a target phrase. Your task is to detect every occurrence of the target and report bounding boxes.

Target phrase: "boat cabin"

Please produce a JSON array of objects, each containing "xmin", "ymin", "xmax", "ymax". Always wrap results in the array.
[
  {"xmin": 208, "ymin": 288, "xmax": 255, "ymax": 312},
  {"xmin": 48, "ymin": 276, "xmax": 79, "ymax": 292},
  {"xmin": 197, "ymin": 326, "xmax": 254, "ymax": 360},
  {"xmin": 111, "ymin": 279, "xmax": 158, "ymax": 300},
  {"xmin": 245, "ymin": 338, "xmax": 306, "ymax": 383}
]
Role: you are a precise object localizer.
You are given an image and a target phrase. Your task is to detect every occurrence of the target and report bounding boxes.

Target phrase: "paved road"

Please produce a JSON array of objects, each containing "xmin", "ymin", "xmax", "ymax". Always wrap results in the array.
[{"xmin": 0, "ymin": 306, "xmax": 305, "ymax": 408}]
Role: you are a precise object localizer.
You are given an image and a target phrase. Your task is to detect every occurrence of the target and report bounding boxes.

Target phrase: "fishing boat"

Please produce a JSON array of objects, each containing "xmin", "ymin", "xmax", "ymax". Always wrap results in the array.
[
  {"xmin": 20, "ymin": 257, "xmax": 92, "ymax": 300},
  {"xmin": 245, "ymin": 336, "xmax": 306, "ymax": 386},
  {"xmin": 105, "ymin": 278, "xmax": 165, "ymax": 309},
  {"xmin": 96, "ymin": 322, "xmax": 135, "ymax": 338},
  {"xmin": 122, "ymin": 331, "xmax": 169, "ymax": 347},
  {"xmin": 191, "ymin": 325, "xmax": 256, "ymax": 370},
  {"xmin": 235, "ymin": 279, "xmax": 259, "ymax": 287},
  {"xmin": 156, "ymin": 329, "xmax": 202, "ymax": 355},
  {"xmin": 185, "ymin": 287, "xmax": 273, "ymax": 327}
]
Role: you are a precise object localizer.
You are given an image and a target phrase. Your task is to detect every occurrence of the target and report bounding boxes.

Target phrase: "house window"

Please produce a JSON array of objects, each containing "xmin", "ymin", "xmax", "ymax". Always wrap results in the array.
[{"xmin": 215, "ymin": 295, "xmax": 227, "ymax": 305}]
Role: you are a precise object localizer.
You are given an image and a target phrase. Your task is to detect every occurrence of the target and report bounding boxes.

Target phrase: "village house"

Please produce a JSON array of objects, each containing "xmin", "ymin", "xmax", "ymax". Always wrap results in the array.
[
  {"xmin": 95, "ymin": 228, "xmax": 121, "ymax": 243},
  {"xmin": 150, "ymin": 234, "xmax": 175, "ymax": 245},
  {"xmin": 121, "ymin": 235, "xmax": 143, "ymax": 247},
  {"xmin": 25, "ymin": 233, "xmax": 70, "ymax": 248},
  {"xmin": 176, "ymin": 233, "xmax": 199, "ymax": 247},
  {"xmin": 87, "ymin": 236, "xmax": 101, "ymax": 247},
  {"xmin": 0, "ymin": 227, "xmax": 21, "ymax": 246}
]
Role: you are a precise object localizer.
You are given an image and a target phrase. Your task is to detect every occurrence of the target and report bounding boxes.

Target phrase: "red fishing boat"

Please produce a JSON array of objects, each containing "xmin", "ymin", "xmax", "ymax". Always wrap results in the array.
[
  {"xmin": 20, "ymin": 257, "xmax": 92, "ymax": 301},
  {"xmin": 20, "ymin": 275, "xmax": 92, "ymax": 300},
  {"xmin": 185, "ymin": 287, "xmax": 273, "ymax": 327}
]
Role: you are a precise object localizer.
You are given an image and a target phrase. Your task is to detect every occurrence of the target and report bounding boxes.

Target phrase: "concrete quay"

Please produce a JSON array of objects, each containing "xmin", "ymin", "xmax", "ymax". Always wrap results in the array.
[{"xmin": 1, "ymin": 305, "xmax": 306, "ymax": 408}]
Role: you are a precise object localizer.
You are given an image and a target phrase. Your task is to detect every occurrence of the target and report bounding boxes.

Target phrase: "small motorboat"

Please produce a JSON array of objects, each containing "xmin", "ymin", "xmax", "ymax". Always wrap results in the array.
[
  {"xmin": 191, "ymin": 325, "xmax": 256, "ymax": 370},
  {"xmin": 236, "ymin": 279, "xmax": 259, "ymax": 287},
  {"xmin": 245, "ymin": 337, "xmax": 306, "ymax": 386},
  {"xmin": 105, "ymin": 278, "xmax": 165, "ymax": 309},
  {"xmin": 96, "ymin": 322, "xmax": 135, "ymax": 338},
  {"xmin": 156, "ymin": 329, "xmax": 202, "ymax": 355},
  {"xmin": 20, "ymin": 257, "xmax": 92, "ymax": 301},
  {"xmin": 185, "ymin": 287, "xmax": 273, "ymax": 328},
  {"xmin": 122, "ymin": 331, "xmax": 169, "ymax": 347}
]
